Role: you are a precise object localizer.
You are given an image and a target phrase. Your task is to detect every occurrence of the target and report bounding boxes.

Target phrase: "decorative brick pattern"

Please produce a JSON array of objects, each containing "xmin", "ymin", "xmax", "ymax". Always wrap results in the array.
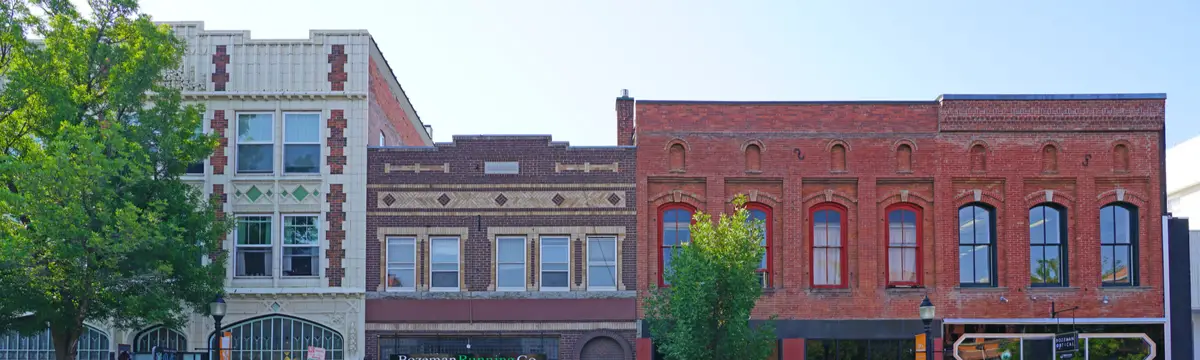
[
  {"xmin": 209, "ymin": 184, "xmax": 227, "ymax": 260},
  {"xmin": 211, "ymin": 45, "xmax": 229, "ymax": 91},
  {"xmin": 328, "ymin": 109, "xmax": 348, "ymax": 174},
  {"xmin": 210, "ymin": 110, "xmax": 228, "ymax": 174},
  {"xmin": 328, "ymin": 44, "xmax": 348, "ymax": 91},
  {"xmin": 326, "ymin": 183, "xmax": 346, "ymax": 287}
]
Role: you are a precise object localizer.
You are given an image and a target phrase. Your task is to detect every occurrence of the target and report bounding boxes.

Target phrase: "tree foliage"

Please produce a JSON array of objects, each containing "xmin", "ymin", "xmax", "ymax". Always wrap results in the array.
[
  {"xmin": 0, "ymin": 1, "xmax": 227, "ymax": 359},
  {"xmin": 643, "ymin": 195, "xmax": 776, "ymax": 360}
]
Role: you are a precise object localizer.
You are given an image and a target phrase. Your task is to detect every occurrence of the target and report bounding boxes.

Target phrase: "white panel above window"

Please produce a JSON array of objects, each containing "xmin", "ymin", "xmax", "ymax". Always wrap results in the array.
[{"xmin": 484, "ymin": 162, "xmax": 520, "ymax": 174}]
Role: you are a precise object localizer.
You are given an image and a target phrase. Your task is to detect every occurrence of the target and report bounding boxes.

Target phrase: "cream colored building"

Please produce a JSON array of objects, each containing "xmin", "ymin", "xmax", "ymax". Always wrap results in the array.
[{"xmin": 0, "ymin": 22, "xmax": 432, "ymax": 360}]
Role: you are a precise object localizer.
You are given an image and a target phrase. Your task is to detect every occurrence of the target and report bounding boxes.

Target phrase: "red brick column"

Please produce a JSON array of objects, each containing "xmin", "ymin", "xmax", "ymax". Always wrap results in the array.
[
  {"xmin": 327, "ymin": 109, "xmax": 347, "ymax": 174},
  {"xmin": 328, "ymin": 44, "xmax": 348, "ymax": 91},
  {"xmin": 211, "ymin": 45, "xmax": 229, "ymax": 91},
  {"xmin": 209, "ymin": 184, "xmax": 227, "ymax": 261},
  {"xmin": 635, "ymin": 339, "xmax": 652, "ymax": 360},
  {"xmin": 210, "ymin": 110, "xmax": 228, "ymax": 175},
  {"xmin": 326, "ymin": 183, "xmax": 346, "ymax": 286},
  {"xmin": 782, "ymin": 338, "xmax": 805, "ymax": 360}
]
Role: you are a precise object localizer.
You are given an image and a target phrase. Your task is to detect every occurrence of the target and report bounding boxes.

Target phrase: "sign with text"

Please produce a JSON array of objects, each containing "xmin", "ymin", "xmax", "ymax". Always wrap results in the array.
[
  {"xmin": 306, "ymin": 346, "xmax": 326, "ymax": 360},
  {"xmin": 1054, "ymin": 331, "xmax": 1079, "ymax": 359},
  {"xmin": 914, "ymin": 334, "xmax": 927, "ymax": 360},
  {"xmin": 389, "ymin": 355, "xmax": 547, "ymax": 360},
  {"xmin": 219, "ymin": 332, "xmax": 231, "ymax": 360}
]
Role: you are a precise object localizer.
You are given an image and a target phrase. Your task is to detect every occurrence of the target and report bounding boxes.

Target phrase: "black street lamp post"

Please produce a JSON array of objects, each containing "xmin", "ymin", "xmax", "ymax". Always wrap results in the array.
[
  {"xmin": 919, "ymin": 296, "xmax": 936, "ymax": 360},
  {"xmin": 210, "ymin": 297, "xmax": 227, "ymax": 360}
]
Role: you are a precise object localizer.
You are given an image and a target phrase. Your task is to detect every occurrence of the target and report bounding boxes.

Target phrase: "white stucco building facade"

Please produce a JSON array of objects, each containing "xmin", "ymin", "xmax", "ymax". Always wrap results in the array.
[{"xmin": 1165, "ymin": 135, "xmax": 1200, "ymax": 347}]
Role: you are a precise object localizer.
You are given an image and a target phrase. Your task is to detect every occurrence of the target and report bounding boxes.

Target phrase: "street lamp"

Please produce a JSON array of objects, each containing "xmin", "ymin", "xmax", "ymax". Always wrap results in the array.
[
  {"xmin": 210, "ymin": 296, "xmax": 227, "ymax": 360},
  {"xmin": 919, "ymin": 296, "xmax": 936, "ymax": 360}
]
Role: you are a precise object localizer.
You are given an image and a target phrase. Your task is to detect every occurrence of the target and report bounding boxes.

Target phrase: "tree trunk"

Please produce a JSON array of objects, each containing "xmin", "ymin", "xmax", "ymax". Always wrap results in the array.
[{"xmin": 51, "ymin": 325, "xmax": 81, "ymax": 360}]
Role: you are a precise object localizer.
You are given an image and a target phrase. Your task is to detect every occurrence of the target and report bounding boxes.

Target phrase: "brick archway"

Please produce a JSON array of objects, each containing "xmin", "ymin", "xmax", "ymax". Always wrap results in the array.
[{"xmin": 574, "ymin": 331, "xmax": 632, "ymax": 360}]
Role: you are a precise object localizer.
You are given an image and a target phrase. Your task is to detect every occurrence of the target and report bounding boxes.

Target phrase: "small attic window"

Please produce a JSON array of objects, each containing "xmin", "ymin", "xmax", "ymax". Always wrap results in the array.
[{"xmin": 484, "ymin": 161, "xmax": 520, "ymax": 174}]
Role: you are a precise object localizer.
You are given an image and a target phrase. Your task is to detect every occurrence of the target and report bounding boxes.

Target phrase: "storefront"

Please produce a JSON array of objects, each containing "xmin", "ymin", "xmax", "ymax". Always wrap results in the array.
[
  {"xmin": 377, "ymin": 336, "xmax": 560, "ymax": 360},
  {"xmin": 943, "ymin": 322, "xmax": 1163, "ymax": 359}
]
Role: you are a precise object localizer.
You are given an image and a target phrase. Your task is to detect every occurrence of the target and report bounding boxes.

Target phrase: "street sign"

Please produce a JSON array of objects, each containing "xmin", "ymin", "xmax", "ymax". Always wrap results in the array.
[
  {"xmin": 306, "ymin": 346, "xmax": 326, "ymax": 360},
  {"xmin": 1055, "ymin": 332, "xmax": 1079, "ymax": 359},
  {"xmin": 914, "ymin": 333, "xmax": 926, "ymax": 360}
]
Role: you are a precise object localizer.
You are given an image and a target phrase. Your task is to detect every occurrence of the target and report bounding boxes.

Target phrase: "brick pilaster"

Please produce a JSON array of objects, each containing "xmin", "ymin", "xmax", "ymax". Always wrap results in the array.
[
  {"xmin": 326, "ymin": 183, "xmax": 346, "ymax": 286},
  {"xmin": 210, "ymin": 110, "xmax": 228, "ymax": 174},
  {"xmin": 211, "ymin": 45, "xmax": 229, "ymax": 91},
  {"xmin": 328, "ymin": 44, "xmax": 348, "ymax": 91},
  {"xmin": 209, "ymin": 184, "xmax": 227, "ymax": 261},
  {"xmin": 327, "ymin": 109, "xmax": 347, "ymax": 174}
]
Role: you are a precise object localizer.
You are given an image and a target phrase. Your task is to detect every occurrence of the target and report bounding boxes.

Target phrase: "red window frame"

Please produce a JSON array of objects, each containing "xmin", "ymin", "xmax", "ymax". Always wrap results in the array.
[
  {"xmin": 884, "ymin": 203, "xmax": 923, "ymax": 287},
  {"xmin": 658, "ymin": 203, "xmax": 696, "ymax": 287},
  {"xmin": 809, "ymin": 203, "xmax": 849, "ymax": 288},
  {"xmin": 746, "ymin": 203, "xmax": 772, "ymax": 288}
]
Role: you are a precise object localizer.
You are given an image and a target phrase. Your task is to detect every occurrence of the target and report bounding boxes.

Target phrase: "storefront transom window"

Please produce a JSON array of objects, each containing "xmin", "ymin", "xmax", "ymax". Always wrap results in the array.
[{"xmin": 207, "ymin": 315, "xmax": 343, "ymax": 360}]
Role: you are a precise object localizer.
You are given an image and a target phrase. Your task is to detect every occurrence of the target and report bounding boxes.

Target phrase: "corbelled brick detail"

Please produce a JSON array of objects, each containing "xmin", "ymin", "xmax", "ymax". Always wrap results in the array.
[
  {"xmin": 326, "ymin": 183, "xmax": 346, "ymax": 286},
  {"xmin": 210, "ymin": 110, "xmax": 228, "ymax": 175},
  {"xmin": 328, "ymin": 109, "xmax": 348, "ymax": 174},
  {"xmin": 939, "ymin": 99, "xmax": 1166, "ymax": 132},
  {"xmin": 211, "ymin": 45, "xmax": 229, "ymax": 91},
  {"xmin": 328, "ymin": 44, "xmax": 348, "ymax": 91}
]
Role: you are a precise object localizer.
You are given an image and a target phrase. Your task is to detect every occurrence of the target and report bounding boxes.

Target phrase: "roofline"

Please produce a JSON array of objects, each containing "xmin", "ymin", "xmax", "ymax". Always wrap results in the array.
[
  {"xmin": 368, "ymin": 36, "xmax": 433, "ymax": 145},
  {"xmin": 367, "ymin": 134, "xmax": 636, "ymax": 150},
  {"xmin": 635, "ymin": 100, "xmax": 938, "ymax": 105},
  {"xmin": 628, "ymin": 93, "xmax": 1168, "ymax": 105},
  {"xmin": 938, "ymin": 93, "xmax": 1167, "ymax": 101}
]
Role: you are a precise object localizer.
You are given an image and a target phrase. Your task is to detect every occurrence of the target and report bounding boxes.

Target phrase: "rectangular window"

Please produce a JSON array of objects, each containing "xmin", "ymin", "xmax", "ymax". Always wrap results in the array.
[
  {"xmin": 484, "ymin": 161, "xmax": 520, "ymax": 174},
  {"xmin": 811, "ymin": 207, "xmax": 845, "ymax": 288},
  {"xmin": 430, "ymin": 237, "xmax": 460, "ymax": 291},
  {"xmin": 540, "ymin": 236, "xmax": 570, "ymax": 291},
  {"xmin": 235, "ymin": 216, "xmax": 272, "ymax": 277},
  {"xmin": 1030, "ymin": 205, "xmax": 1067, "ymax": 287},
  {"xmin": 281, "ymin": 215, "xmax": 319, "ymax": 277},
  {"xmin": 283, "ymin": 113, "xmax": 321, "ymax": 173},
  {"xmin": 959, "ymin": 205, "xmax": 997, "ymax": 287},
  {"xmin": 186, "ymin": 125, "xmax": 205, "ymax": 174},
  {"xmin": 587, "ymin": 236, "xmax": 618, "ymax": 291},
  {"xmin": 236, "ymin": 113, "xmax": 274, "ymax": 173},
  {"xmin": 1101, "ymin": 204, "xmax": 1137, "ymax": 286},
  {"xmin": 496, "ymin": 237, "xmax": 527, "ymax": 291},
  {"xmin": 386, "ymin": 237, "xmax": 416, "ymax": 291},
  {"xmin": 886, "ymin": 206, "xmax": 921, "ymax": 287}
]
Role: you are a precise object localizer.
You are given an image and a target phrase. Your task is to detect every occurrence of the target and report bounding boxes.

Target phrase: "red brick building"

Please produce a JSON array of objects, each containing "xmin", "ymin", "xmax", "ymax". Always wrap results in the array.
[
  {"xmin": 365, "ymin": 136, "xmax": 638, "ymax": 360},
  {"xmin": 620, "ymin": 93, "xmax": 1168, "ymax": 359}
]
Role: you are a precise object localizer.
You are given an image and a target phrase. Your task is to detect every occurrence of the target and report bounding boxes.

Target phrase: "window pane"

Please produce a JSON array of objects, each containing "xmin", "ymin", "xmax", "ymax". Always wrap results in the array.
[
  {"xmin": 1101, "ymin": 245, "xmax": 1115, "ymax": 281},
  {"xmin": 284, "ymin": 216, "xmax": 318, "ymax": 245},
  {"xmin": 814, "ymin": 219, "xmax": 828, "ymax": 247},
  {"xmin": 542, "ymin": 263, "xmax": 569, "ymax": 272},
  {"xmin": 237, "ymin": 114, "xmax": 273, "ymax": 142},
  {"xmin": 827, "ymin": 249, "xmax": 841, "ymax": 285},
  {"xmin": 973, "ymin": 245, "xmax": 991, "ymax": 284},
  {"xmin": 284, "ymin": 113, "xmax": 320, "ymax": 143},
  {"xmin": 1031, "ymin": 248, "xmax": 1045, "ymax": 283},
  {"xmin": 237, "ymin": 144, "xmax": 273, "ymax": 172},
  {"xmin": 431, "ymin": 238, "xmax": 459, "ymax": 262},
  {"xmin": 1114, "ymin": 206, "xmax": 1131, "ymax": 244},
  {"xmin": 588, "ymin": 238, "xmax": 616, "ymax": 263},
  {"xmin": 662, "ymin": 248, "xmax": 674, "ymax": 278},
  {"xmin": 902, "ymin": 248, "xmax": 917, "ymax": 282},
  {"xmin": 497, "ymin": 264, "xmax": 524, "ymax": 289},
  {"xmin": 431, "ymin": 272, "xmax": 458, "ymax": 288},
  {"xmin": 588, "ymin": 265, "xmax": 616, "ymax": 288},
  {"xmin": 237, "ymin": 217, "xmax": 271, "ymax": 245},
  {"xmin": 959, "ymin": 246, "xmax": 975, "ymax": 283},
  {"xmin": 827, "ymin": 220, "xmax": 841, "ymax": 247},
  {"xmin": 498, "ymin": 238, "xmax": 525, "ymax": 263},
  {"xmin": 387, "ymin": 238, "xmax": 415, "ymax": 263},
  {"xmin": 1113, "ymin": 245, "xmax": 1130, "ymax": 282},
  {"xmin": 284, "ymin": 144, "xmax": 320, "ymax": 173},
  {"xmin": 1030, "ymin": 207, "xmax": 1046, "ymax": 245},
  {"xmin": 431, "ymin": 263, "xmax": 457, "ymax": 272},
  {"xmin": 973, "ymin": 207, "xmax": 990, "ymax": 245},
  {"xmin": 387, "ymin": 268, "xmax": 414, "ymax": 288},
  {"xmin": 542, "ymin": 272, "xmax": 569, "ymax": 288},
  {"xmin": 283, "ymin": 247, "xmax": 316, "ymax": 276},
  {"xmin": 1101, "ymin": 206, "xmax": 1116, "ymax": 244},
  {"xmin": 813, "ymin": 249, "xmax": 827, "ymax": 285},
  {"xmin": 237, "ymin": 249, "xmax": 271, "ymax": 276},
  {"xmin": 1043, "ymin": 246, "xmax": 1060, "ymax": 284},
  {"xmin": 1045, "ymin": 207, "xmax": 1061, "ymax": 244},
  {"xmin": 542, "ymin": 238, "xmax": 569, "ymax": 262}
]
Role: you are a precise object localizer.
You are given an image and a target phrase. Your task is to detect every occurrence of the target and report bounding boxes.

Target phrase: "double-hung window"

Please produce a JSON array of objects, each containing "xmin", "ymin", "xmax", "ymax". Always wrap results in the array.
[
  {"xmin": 747, "ymin": 205, "xmax": 770, "ymax": 287},
  {"xmin": 959, "ymin": 204, "xmax": 997, "ymax": 287},
  {"xmin": 283, "ymin": 113, "xmax": 321, "ymax": 173},
  {"xmin": 587, "ymin": 236, "xmax": 618, "ymax": 291},
  {"xmin": 1030, "ymin": 205, "xmax": 1067, "ymax": 286},
  {"xmin": 811, "ymin": 204, "xmax": 847, "ymax": 288},
  {"xmin": 282, "ymin": 215, "xmax": 319, "ymax": 277},
  {"xmin": 1100, "ymin": 203, "xmax": 1138, "ymax": 286},
  {"xmin": 430, "ymin": 237, "xmax": 460, "ymax": 291},
  {"xmin": 235, "ymin": 216, "xmax": 273, "ymax": 277},
  {"xmin": 659, "ymin": 205, "xmax": 693, "ymax": 286},
  {"xmin": 496, "ymin": 237, "xmax": 527, "ymax": 291},
  {"xmin": 236, "ymin": 113, "xmax": 274, "ymax": 173},
  {"xmin": 886, "ymin": 205, "xmax": 921, "ymax": 287},
  {"xmin": 540, "ymin": 236, "xmax": 570, "ymax": 291},
  {"xmin": 386, "ymin": 237, "xmax": 416, "ymax": 291}
]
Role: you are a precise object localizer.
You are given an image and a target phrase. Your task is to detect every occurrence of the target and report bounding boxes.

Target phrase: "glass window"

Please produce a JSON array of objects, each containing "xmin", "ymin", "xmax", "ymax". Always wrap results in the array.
[
  {"xmin": 430, "ymin": 237, "xmax": 460, "ymax": 291},
  {"xmin": 134, "ymin": 326, "xmax": 187, "ymax": 353},
  {"xmin": 186, "ymin": 125, "xmax": 205, "ymax": 174},
  {"xmin": 588, "ymin": 236, "xmax": 618, "ymax": 290},
  {"xmin": 207, "ymin": 315, "xmax": 344, "ymax": 360},
  {"xmin": 236, "ymin": 113, "xmax": 274, "ymax": 173},
  {"xmin": 282, "ymin": 215, "xmax": 318, "ymax": 277},
  {"xmin": 540, "ymin": 236, "xmax": 570, "ymax": 291},
  {"xmin": 1030, "ymin": 205, "xmax": 1067, "ymax": 286},
  {"xmin": 386, "ymin": 237, "xmax": 416, "ymax": 290},
  {"xmin": 886, "ymin": 205, "xmax": 921, "ymax": 286},
  {"xmin": 747, "ymin": 206, "xmax": 770, "ymax": 287},
  {"xmin": 496, "ymin": 237, "xmax": 527, "ymax": 291},
  {"xmin": 811, "ymin": 205, "xmax": 845, "ymax": 288},
  {"xmin": 235, "ymin": 216, "xmax": 272, "ymax": 277},
  {"xmin": 378, "ymin": 337, "xmax": 559, "ymax": 360},
  {"xmin": 1101, "ymin": 203, "xmax": 1137, "ymax": 286},
  {"xmin": 804, "ymin": 339, "xmax": 915, "ymax": 360},
  {"xmin": 959, "ymin": 204, "xmax": 996, "ymax": 287},
  {"xmin": 283, "ymin": 113, "xmax": 320, "ymax": 173},
  {"xmin": 659, "ymin": 205, "xmax": 693, "ymax": 286},
  {"xmin": 0, "ymin": 325, "xmax": 111, "ymax": 360},
  {"xmin": 484, "ymin": 161, "xmax": 519, "ymax": 174}
]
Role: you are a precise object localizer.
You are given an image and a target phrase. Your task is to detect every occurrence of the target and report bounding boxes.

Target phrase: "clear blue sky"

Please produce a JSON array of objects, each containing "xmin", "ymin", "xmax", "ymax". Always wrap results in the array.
[{"xmin": 128, "ymin": 0, "xmax": 1199, "ymax": 147}]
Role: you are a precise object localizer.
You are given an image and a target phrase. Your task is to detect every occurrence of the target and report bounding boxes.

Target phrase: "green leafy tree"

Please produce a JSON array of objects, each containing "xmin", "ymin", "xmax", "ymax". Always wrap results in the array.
[
  {"xmin": 0, "ymin": 1, "xmax": 227, "ymax": 359},
  {"xmin": 643, "ymin": 195, "xmax": 776, "ymax": 360}
]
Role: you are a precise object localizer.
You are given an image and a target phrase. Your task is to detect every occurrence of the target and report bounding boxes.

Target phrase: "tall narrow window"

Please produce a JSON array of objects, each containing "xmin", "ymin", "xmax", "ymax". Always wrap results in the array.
[
  {"xmin": 283, "ymin": 113, "xmax": 321, "ymax": 173},
  {"xmin": 236, "ymin": 113, "xmax": 274, "ymax": 173},
  {"xmin": 386, "ymin": 237, "xmax": 416, "ymax": 291},
  {"xmin": 745, "ymin": 144, "xmax": 762, "ymax": 172},
  {"xmin": 496, "ymin": 237, "xmax": 527, "ymax": 291},
  {"xmin": 186, "ymin": 126, "xmax": 205, "ymax": 174},
  {"xmin": 282, "ymin": 215, "xmax": 319, "ymax": 277},
  {"xmin": 896, "ymin": 144, "xmax": 913, "ymax": 173},
  {"xmin": 587, "ymin": 236, "xmax": 618, "ymax": 291},
  {"xmin": 540, "ymin": 236, "xmax": 570, "ymax": 291},
  {"xmin": 430, "ymin": 237, "xmax": 460, "ymax": 291},
  {"xmin": 1030, "ymin": 205, "xmax": 1067, "ymax": 286},
  {"xmin": 659, "ymin": 204, "xmax": 694, "ymax": 286},
  {"xmin": 1041, "ymin": 145, "xmax": 1059, "ymax": 173},
  {"xmin": 811, "ymin": 204, "xmax": 846, "ymax": 288},
  {"xmin": 886, "ymin": 204, "xmax": 921, "ymax": 286},
  {"xmin": 747, "ymin": 205, "xmax": 770, "ymax": 287},
  {"xmin": 970, "ymin": 144, "xmax": 987, "ymax": 173},
  {"xmin": 958, "ymin": 204, "xmax": 996, "ymax": 287},
  {"xmin": 669, "ymin": 143, "xmax": 686, "ymax": 171},
  {"xmin": 1113, "ymin": 144, "xmax": 1130, "ymax": 173},
  {"xmin": 1101, "ymin": 203, "xmax": 1138, "ymax": 286},
  {"xmin": 235, "ymin": 216, "xmax": 273, "ymax": 277},
  {"xmin": 830, "ymin": 144, "xmax": 847, "ymax": 172}
]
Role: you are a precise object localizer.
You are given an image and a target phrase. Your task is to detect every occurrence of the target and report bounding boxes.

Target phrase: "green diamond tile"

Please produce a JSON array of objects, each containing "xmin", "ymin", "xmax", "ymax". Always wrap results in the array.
[
  {"xmin": 270, "ymin": 302, "xmax": 281, "ymax": 312},
  {"xmin": 266, "ymin": 190, "xmax": 273, "ymax": 197},
  {"xmin": 246, "ymin": 186, "xmax": 263, "ymax": 202},
  {"xmin": 235, "ymin": 190, "xmax": 243, "ymax": 197},
  {"xmin": 281, "ymin": 190, "xmax": 290, "ymax": 198},
  {"xmin": 293, "ymin": 185, "xmax": 310, "ymax": 201}
]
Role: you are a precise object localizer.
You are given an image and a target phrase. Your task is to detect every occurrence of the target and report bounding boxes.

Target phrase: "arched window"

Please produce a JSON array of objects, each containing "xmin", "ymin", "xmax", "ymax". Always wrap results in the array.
[
  {"xmin": 896, "ymin": 144, "xmax": 913, "ymax": 173},
  {"xmin": 745, "ymin": 144, "xmax": 762, "ymax": 172},
  {"xmin": 830, "ymin": 144, "xmax": 847, "ymax": 172},
  {"xmin": 811, "ymin": 203, "xmax": 847, "ymax": 288},
  {"xmin": 659, "ymin": 204, "xmax": 694, "ymax": 286},
  {"xmin": 135, "ymin": 326, "xmax": 187, "ymax": 353},
  {"xmin": 746, "ymin": 204, "xmax": 771, "ymax": 287},
  {"xmin": 970, "ymin": 144, "xmax": 987, "ymax": 173},
  {"xmin": 1100, "ymin": 203, "xmax": 1138, "ymax": 286},
  {"xmin": 209, "ymin": 315, "xmax": 344, "ymax": 360},
  {"xmin": 0, "ymin": 324, "xmax": 110, "ymax": 360},
  {"xmin": 959, "ymin": 204, "xmax": 996, "ymax": 287},
  {"xmin": 1041, "ymin": 145, "xmax": 1059, "ymax": 173},
  {"xmin": 885, "ymin": 204, "xmax": 921, "ymax": 287},
  {"xmin": 668, "ymin": 143, "xmax": 686, "ymax": 171},
  {"xmin": 1030, "ymin": 204, "xmax": 1068, "ymax": 287}
]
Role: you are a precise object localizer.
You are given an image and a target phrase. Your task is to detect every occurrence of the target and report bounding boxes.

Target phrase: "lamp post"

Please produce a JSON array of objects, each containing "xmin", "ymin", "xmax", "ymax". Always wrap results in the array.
[
  {"xmin": 919, "ymin": 296, "xmax": 936, "ymax": 360},
  {"xmin": 210, "ymin": 297, "xmax": 227, "ymax": 360}
]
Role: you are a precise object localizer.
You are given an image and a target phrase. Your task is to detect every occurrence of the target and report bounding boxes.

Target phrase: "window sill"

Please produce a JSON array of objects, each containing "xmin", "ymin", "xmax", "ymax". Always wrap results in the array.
[
  {"xmin": 385, "ymin": 288, "xmax": 416, "ymax": 292},
  {"xmin": 805, "ymin": 288, "xmax": 852, "ymax": 295},
  {"xmin": 954, "ymin": 286, "xmax": 1008, "ymax": 292},
  {"xmin": 744, "ymin": 170, "xmax": 763, "ymax": 175},
  {"xmin": 1026, "ymin": 286, "xmax": 1080, "ymax": 293},
  {"xmin": 282, "ymin": 275, "xmax": 320, "ymax": 279},
  {"xmin": 429, "ymin": 288, "xmax": 461, "ymax": 292},
  {"xmin": 886, "ymin": 287, "xmax": 928, "ymax": 294},
  {"xmin": 1099, "ymin": 286, "xmax": 1151, "ymax": 292},
  {"xmin": 234, "ymin": 276, "xmax": 274, "ymax": 279}
]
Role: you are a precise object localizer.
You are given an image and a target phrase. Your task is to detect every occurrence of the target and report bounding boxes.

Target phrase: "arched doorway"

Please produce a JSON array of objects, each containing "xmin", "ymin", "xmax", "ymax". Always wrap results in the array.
[
  {"xmin": 207, "ymin": 315, "xmax": 343, "ymax": 360},
  {"xmin": 0, "ymin": 324, "xmax": 111, "ymax": 360},
  {"xmin": 134, "ymin": 326, "xmax": 187, "ymax": 354}
]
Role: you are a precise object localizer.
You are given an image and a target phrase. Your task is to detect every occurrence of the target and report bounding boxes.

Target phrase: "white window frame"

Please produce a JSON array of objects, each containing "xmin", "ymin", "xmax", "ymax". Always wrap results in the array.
[
  {"xmin": 587, "ymin": 236, "xmax": 618, "ymax": 291},
  {"xmin": 484, "ymin": 161, "xmax": 520, "ymax": 174},
  {"xmin": 385, "ymin": 237, "xmax": 416, "ymax": 291},
  {"xmin": 539, "ymin": 236, "xmax": 570, "ymax": 291},
  {"xmin": 234, "ymin": 215, "xmax": 274, "ymax": 277},
  {"xmin": 234, "ymin": 112, "xmax": 275, "ymax": 174},
  {"xmin": 495, "ymin": 236, "xmax": 527, "ymax": 291},
  {"xmin": 429, "ymin": 236, "xmax": 461, "ymax": 292},
  {"xmin": 282, "ymin": 112, "xmax": 322, "ymax": 174},
  {"xmin": 280, "ymin": 214, "xmax": 320, "ymax": 277}
]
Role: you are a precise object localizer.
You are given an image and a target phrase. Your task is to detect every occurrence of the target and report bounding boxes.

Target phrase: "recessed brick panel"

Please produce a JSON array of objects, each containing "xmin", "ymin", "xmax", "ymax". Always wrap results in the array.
[
  {"xmin": 211, "ymin": 45, "xmax": 229, "ymax": 91},
  {"xmin": 327, "ymin": 109, "xmax": 348, "ymax": 174},
  {"xmin": 328, "ymin": 44, "xmax": 348, "ymax": 91},
  {"xmin": 210, "ymin": 110, "xmax": 228, "ymax": 174},
  {"xmin": 326, "ymin": 183, "xmax": 346, "ymax": 287}
]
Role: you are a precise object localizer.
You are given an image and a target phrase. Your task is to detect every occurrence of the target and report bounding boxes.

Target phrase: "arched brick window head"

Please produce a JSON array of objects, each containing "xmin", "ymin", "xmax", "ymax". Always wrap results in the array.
[
  {"xmin": 896, "ymin": 144, "xmax": 913, "ymax": 173},
  {"xmin": 1042, "ymin": 145, "xmax": 1059, "ymax": 173},
  {"xmin": 669, "ymin": 143, "xmax": 686, "ymax": 171},
  {"xmin": 1113, "ymin": 144, "xmax": 1130, "ymax": 173},
  {"xmin": 970, "ymin": 144, "xmax": 987, "ymax": 172},
  {"xmin": 830, "ymin": 144, "xmax": 847, "ymax": 172},
  {"xmin": 745, "ymin": 144, "xmax": 762, "ymax": 172}
]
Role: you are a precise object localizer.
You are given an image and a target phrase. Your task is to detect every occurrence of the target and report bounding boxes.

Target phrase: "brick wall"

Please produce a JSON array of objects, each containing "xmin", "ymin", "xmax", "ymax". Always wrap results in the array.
[
  {"xmin": 631, "ymin": 96, "xmax": 1166, "ymax": 320},
  {"xmin": 367, "ymin": 55, "xmax": 428, "ymax": 146}
]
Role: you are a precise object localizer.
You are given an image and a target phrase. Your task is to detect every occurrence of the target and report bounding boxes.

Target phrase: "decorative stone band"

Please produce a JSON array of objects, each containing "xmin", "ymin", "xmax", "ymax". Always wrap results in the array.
[
  {"xmin": 384, "ymin": 163, "xmax": 450, "ymax": 174},
  {"xmin": 368, "ymin": 183, "xmax": 634, "ymax": 190},
  {"xmin": 365, "ymin": 322, "xmax": 636, "ymax": 332},
  {"xmin": 377, "ymin": 191, "xmax": 627, "ymax": 209},
  {"xmin": 554, "ymin": 162, "xmax": 619, "ymax": 173}
]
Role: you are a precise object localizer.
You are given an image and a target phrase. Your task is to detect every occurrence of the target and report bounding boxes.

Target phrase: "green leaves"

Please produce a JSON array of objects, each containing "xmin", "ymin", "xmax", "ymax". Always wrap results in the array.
[{"xmin": 644, "ymin": 195, "xmax": 777, "ymax": 360}]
